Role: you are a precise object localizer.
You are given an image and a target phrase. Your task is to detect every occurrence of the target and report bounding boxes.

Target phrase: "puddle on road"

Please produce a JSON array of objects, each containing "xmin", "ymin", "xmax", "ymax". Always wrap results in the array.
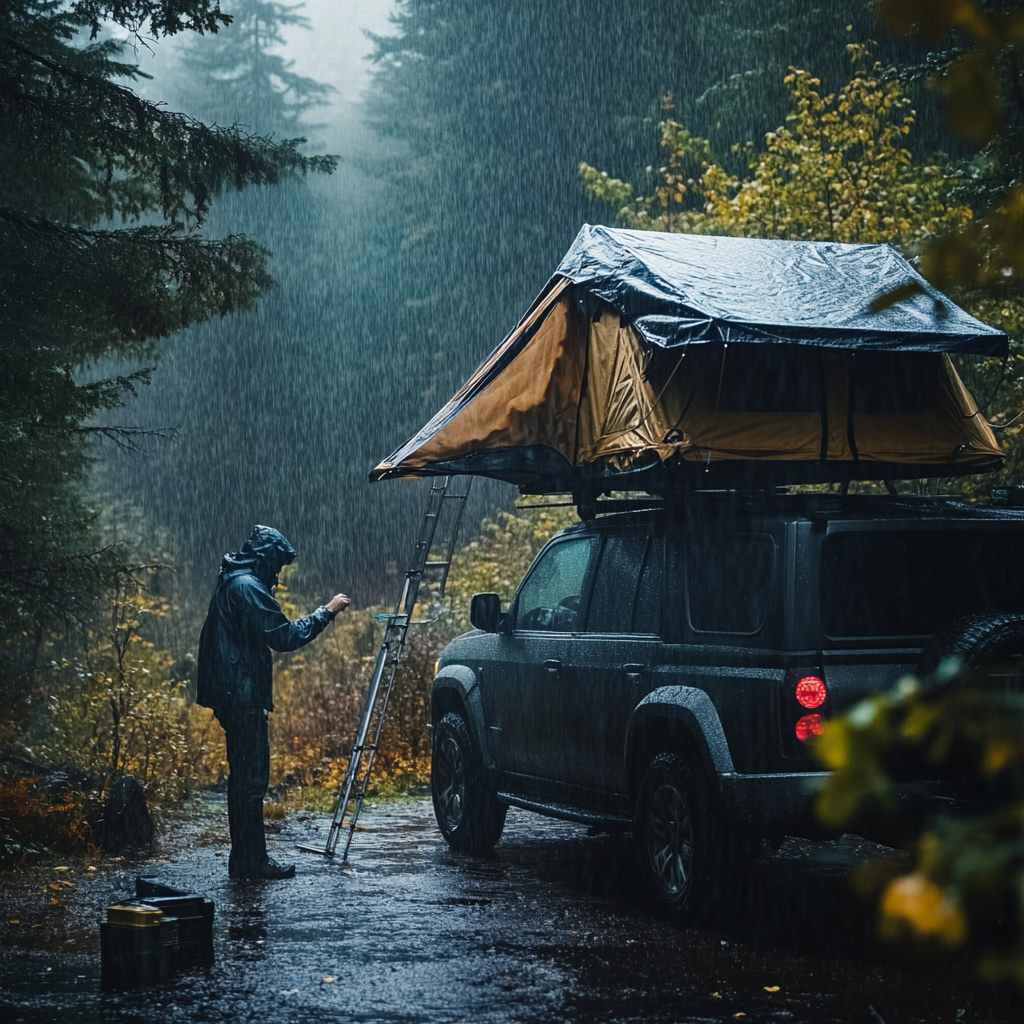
[{"xmin": 1, "ymin": 798, "xmax": 1019, "ymax": 1024}]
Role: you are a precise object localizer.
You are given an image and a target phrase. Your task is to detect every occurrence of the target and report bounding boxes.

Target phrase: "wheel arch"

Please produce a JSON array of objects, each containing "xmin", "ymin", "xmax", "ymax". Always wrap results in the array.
[
  {"xmin": 625, "ymin": 686, "xmax": 735, "ymax": 803},
  {"xmin": 432, "ymin": 664, "xmax": 494, "ymax": 768}
]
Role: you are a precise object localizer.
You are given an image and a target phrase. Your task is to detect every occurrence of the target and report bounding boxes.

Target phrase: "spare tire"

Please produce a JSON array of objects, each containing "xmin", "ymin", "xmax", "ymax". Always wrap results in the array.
[{"xmin": 919, "ymin": 613, "xmax": 1024, "ymax": 687}]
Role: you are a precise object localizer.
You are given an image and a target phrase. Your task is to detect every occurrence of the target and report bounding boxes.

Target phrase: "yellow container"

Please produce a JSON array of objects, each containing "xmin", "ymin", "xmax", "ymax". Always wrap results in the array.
[{"xmin": 107, "ymin": 904, "xmax": 164, "ymax": 928}]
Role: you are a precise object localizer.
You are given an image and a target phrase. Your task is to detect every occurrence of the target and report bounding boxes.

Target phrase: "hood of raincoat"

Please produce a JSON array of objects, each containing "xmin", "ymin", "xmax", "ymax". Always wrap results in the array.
[{"xmin": 219, "ymin": 525, "xmax": 296, "ymax": 588}]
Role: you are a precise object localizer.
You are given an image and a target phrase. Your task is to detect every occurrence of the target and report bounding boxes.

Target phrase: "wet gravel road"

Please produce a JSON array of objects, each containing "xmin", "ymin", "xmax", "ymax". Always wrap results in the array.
[{"xmin": 1, "ymin": 797, "xmax": 1020, "ymax": 1024}]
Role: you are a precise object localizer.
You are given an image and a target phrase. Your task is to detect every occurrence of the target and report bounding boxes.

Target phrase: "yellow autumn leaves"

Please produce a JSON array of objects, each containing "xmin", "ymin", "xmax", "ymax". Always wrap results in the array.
[
  {"xmin": 41, "ymin": 576, "xmax": 225, "ymax": 801},
  {"xmin": 582, "ymin": 45, "xmax": 969, "ymax": 248},
  {"xmin": 881, "ymin": 872, "xmax": 967, "ymax": 946}
]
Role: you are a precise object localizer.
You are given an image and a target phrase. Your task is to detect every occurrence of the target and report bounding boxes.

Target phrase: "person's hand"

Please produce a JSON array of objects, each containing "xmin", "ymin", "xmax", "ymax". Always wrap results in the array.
[{"xmin": 327, "ymin": 593, "xmax": 350, "ymax": 615}]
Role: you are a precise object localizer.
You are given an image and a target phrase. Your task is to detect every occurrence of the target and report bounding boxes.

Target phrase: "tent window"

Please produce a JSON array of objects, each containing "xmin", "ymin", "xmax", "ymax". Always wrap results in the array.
[
  {"xmin": 586, "ymin": 536, "xmax": 646, "ymax": 633},
  {"xmin": 852, "ymin": 353, "xmax": 936, "ymax": 414},
  {"xmin": 514, "ymin": 536, "xmax": 598, "ymax": 632},
  {"xmin": 717, "ymin": 345, "xmax": 821, "ymax": 413}
]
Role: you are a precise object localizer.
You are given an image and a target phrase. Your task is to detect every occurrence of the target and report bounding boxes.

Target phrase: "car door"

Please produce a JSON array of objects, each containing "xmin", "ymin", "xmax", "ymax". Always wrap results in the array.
[
  {"xmin": 564, "ymin": 534, "xmax": 664, "ymax": 798},
  {"xmin": 500, "ymin": 533, "xmax": 599, "ymax": 781}
]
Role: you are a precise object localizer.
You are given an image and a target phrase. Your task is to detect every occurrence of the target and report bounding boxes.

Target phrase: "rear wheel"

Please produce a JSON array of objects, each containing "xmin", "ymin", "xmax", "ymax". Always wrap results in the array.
[
  {"xmin": 432, "ymin": 712, "xmax": 506, "ymax": 854},
  {"xmin": 917, "ymin": 614, "xmax": 1024, "ymax": 799},
  {"xmin": 636, "ymin": 754, "xmax": 717, "ymax": 923}
]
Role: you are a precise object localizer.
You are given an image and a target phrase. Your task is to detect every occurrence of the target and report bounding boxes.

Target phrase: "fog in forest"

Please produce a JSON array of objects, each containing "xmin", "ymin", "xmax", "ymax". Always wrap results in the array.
[{"xmin": 97, "ymin": 0, "xmax": 937, "ymax": 608}]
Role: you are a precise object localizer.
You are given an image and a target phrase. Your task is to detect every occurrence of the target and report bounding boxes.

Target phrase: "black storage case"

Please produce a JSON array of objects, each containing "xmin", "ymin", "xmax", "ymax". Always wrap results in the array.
[
  {"xmin": 134, "ymin": 894, "xmax": 213, "ymax": 966},
  {"xmin": 100, "ymin": 907, "xmax": 177, "ymax": 989},
  {"xmin": 135, "ymin": 878, "xmax": 215, "ymax": 966}
]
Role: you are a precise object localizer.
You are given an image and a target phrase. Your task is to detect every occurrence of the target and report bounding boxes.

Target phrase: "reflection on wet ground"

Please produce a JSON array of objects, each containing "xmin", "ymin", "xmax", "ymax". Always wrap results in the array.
[{"xmin": 1, "ymin": 797, "xmax": 1021, "ymax": 1023}]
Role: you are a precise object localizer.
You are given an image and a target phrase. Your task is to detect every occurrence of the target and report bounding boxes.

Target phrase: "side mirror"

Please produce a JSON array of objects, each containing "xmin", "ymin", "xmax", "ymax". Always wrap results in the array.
[{"xmin": 470, "ymin": 592, "xmax": 502, "ymax": 632}]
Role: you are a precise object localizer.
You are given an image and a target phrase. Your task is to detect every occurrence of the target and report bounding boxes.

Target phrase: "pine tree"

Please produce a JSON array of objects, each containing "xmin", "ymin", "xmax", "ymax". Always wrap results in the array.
[
  {"xmin": 172, "ymin": 0, "xmax": 333, "ymax": 135},
  {"xmin": 0, "ymin": 0, "xmax": 335, "ymax": 694}
]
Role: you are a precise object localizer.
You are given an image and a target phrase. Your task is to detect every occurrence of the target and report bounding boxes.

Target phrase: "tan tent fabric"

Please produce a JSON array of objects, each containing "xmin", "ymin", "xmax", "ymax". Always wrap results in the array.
[
  {"xmin": 373, "ymin": 289, "xmax": 1003, "ymax": 480},
  {"xmin": 577, "ymin": 312, "xmax": 680, "ymax": 466},
  {"xmin": 572, "ymin": 315, "xmax": 1001, "ymax": 469},
  {"xmin": 389, "ymin": 281, "xmax": 585, "ymax": 473},
  {"xmin": 577, "ymin": 321, "xmax": 829, "ymax": 466},
  {"xmin": 851, "ymin": 355, "xmax": 999, "ymax": 465}
]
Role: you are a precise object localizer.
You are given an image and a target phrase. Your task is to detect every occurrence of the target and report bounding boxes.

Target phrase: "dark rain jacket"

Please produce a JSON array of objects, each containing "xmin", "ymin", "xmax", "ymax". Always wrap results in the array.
[{"xmin": 197, "ymin": 526, "xmax": 333, "ymax": 712}]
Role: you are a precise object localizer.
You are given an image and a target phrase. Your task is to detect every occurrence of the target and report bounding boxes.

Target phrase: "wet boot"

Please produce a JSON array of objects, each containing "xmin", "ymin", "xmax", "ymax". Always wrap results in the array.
[
  {"xmin": 253, "ymin": 857, "xmax": 296, "ymax": 880},
  {"xmin": 218, "ymin": 706, "xmax": 273, "ymax": 879},
  {"xmin": 230, "ymin": 856, "xmax": 295, "ymax": 881}
]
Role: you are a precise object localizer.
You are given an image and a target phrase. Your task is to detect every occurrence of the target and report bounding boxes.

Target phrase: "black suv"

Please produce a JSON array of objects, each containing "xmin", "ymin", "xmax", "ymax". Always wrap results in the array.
[{"xmin": 429, "ymin": 493, "xmax": 1024, "ymax": 920}]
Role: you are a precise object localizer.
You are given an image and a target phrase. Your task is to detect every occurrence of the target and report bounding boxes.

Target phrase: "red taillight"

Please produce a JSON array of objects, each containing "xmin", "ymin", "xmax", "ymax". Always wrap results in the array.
[
  {"xmin": 795, "ymin": 713, "xmax": 824, "ymax": 741},
  {"xmin": 795, "ymin": 675, "xmax": 827, "ymax": 709}
]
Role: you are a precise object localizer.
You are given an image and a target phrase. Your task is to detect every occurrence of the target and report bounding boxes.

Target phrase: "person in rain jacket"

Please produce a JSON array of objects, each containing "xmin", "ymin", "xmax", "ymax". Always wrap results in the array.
[{"xmin": 198, "ymin": 525, "xmax": 350, "ymax": 880}]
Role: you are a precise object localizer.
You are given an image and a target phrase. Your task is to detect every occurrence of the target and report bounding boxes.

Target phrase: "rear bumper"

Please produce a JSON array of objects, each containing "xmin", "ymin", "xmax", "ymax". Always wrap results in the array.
[
  {"xmin": 718, "ymin": 771, "xmax": 828, "ymax": 827},
  {"xmin": 719, "ymin": 771, "xmax": 958, "ymax": 832}
]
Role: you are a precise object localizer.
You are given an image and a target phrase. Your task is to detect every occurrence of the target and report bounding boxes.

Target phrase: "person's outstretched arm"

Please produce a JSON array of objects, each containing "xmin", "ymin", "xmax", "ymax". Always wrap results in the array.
[{"xmin": 235, "ymin": 580, "xmax": 349, "ymax": 652}]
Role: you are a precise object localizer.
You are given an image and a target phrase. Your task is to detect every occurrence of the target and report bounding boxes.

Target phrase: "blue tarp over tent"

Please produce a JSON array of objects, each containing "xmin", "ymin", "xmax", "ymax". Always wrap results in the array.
[{"xmin": 557, "ymin": 225, "xmax": 1007, "ymax": 356}]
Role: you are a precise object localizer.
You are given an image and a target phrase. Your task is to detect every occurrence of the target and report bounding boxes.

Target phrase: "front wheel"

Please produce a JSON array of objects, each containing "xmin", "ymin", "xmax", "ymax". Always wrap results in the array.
[
  {"xmin": 636, "ymin": 754, "xmax": 720, "ymax": 924},
  {"xmin": 432, "ymin": 712, "xmax": 506, "ymax": 855}
]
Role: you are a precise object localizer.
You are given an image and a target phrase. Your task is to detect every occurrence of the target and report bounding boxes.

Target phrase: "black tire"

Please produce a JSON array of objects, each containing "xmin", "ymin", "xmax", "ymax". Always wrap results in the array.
[
  {"xmin": 917, "ymin": 615, "xmax": 1024, "ymax": 799},
  {"xmin": 919, "ymin": 613, "xmax": 1024, "ymax": 685},
  {"xmin": 431, "ymin": 712, "xmax": 507, "ymax": 854},
  {"xmin": 635, "ymin": 753, "xmax": 720, "ymax": 924}
]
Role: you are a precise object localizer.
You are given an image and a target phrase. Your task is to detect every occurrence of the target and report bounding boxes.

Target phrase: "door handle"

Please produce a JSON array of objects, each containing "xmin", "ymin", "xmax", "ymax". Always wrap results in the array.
[
  {"xmin": 543, "ymin": 659, "xmax": 562, "ymax": 673},
  {"xmin": 623, "ymin": 663, "xmax": 645, "ymax": 677}
]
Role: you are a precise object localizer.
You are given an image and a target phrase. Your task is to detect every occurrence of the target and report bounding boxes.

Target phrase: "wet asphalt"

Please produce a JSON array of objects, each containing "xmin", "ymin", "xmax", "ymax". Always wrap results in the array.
[{"xmin": 1, "ymin": 796, "xmax": 1021, "ymax": 1024}]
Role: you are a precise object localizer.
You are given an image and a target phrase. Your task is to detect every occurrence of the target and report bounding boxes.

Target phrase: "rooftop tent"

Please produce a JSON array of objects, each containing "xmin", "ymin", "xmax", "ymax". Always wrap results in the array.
[{"xmin": 371, "ymin": 227, "xmax": 1006, "ymax": 490}]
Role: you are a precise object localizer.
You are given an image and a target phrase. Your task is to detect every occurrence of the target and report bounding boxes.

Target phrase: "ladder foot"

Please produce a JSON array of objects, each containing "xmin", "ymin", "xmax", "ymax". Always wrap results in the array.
[{"xmin": 296, "ymin": 844, "xmax": 336, "ymax": 857}]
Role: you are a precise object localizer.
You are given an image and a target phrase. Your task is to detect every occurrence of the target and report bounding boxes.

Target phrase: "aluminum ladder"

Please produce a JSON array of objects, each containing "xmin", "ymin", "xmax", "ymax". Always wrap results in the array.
[{"xmin": 299, "ymin": 474, "xmax": 472, "ymax": 861}]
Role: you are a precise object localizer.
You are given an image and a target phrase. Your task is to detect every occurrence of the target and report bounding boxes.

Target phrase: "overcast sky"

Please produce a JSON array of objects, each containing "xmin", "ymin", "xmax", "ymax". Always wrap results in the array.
[
  {"xmin": 130, "ymin": 0, "xmax": 397, "ymax": 113},
  {"xmin": 277, "ymin": 0, "xmax": 397, "ymax": 105}
]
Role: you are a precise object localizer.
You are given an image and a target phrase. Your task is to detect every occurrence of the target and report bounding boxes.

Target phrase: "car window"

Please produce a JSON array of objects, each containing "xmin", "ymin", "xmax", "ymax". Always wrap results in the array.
[
  {"xmin": 685, "ymin": 533, "xmax": 774, "ymax": 635},
  {"xmin": 823, "ymin": 530, "xmax": 1024, "ymax": 638},
  {"xmin": 633, "ymin": 538, "xmax": 664, "ymax": 635},
  {"xmin": 586, "ymin": 536, "xmax": 646, "ymax": 633},
  {"xmin": 514, "ymin": 536, "xmax": 597, "ymax": 631}
]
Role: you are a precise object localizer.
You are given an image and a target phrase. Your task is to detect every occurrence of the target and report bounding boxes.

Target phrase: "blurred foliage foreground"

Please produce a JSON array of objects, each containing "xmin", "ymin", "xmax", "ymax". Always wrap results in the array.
[
  {"xmin": 814, "ymin": 662, "xmax": 1024, "ymax": 985},
  {"xmin": 0, "ymin": 505, "xmax": 574, "ymax": 867}
]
